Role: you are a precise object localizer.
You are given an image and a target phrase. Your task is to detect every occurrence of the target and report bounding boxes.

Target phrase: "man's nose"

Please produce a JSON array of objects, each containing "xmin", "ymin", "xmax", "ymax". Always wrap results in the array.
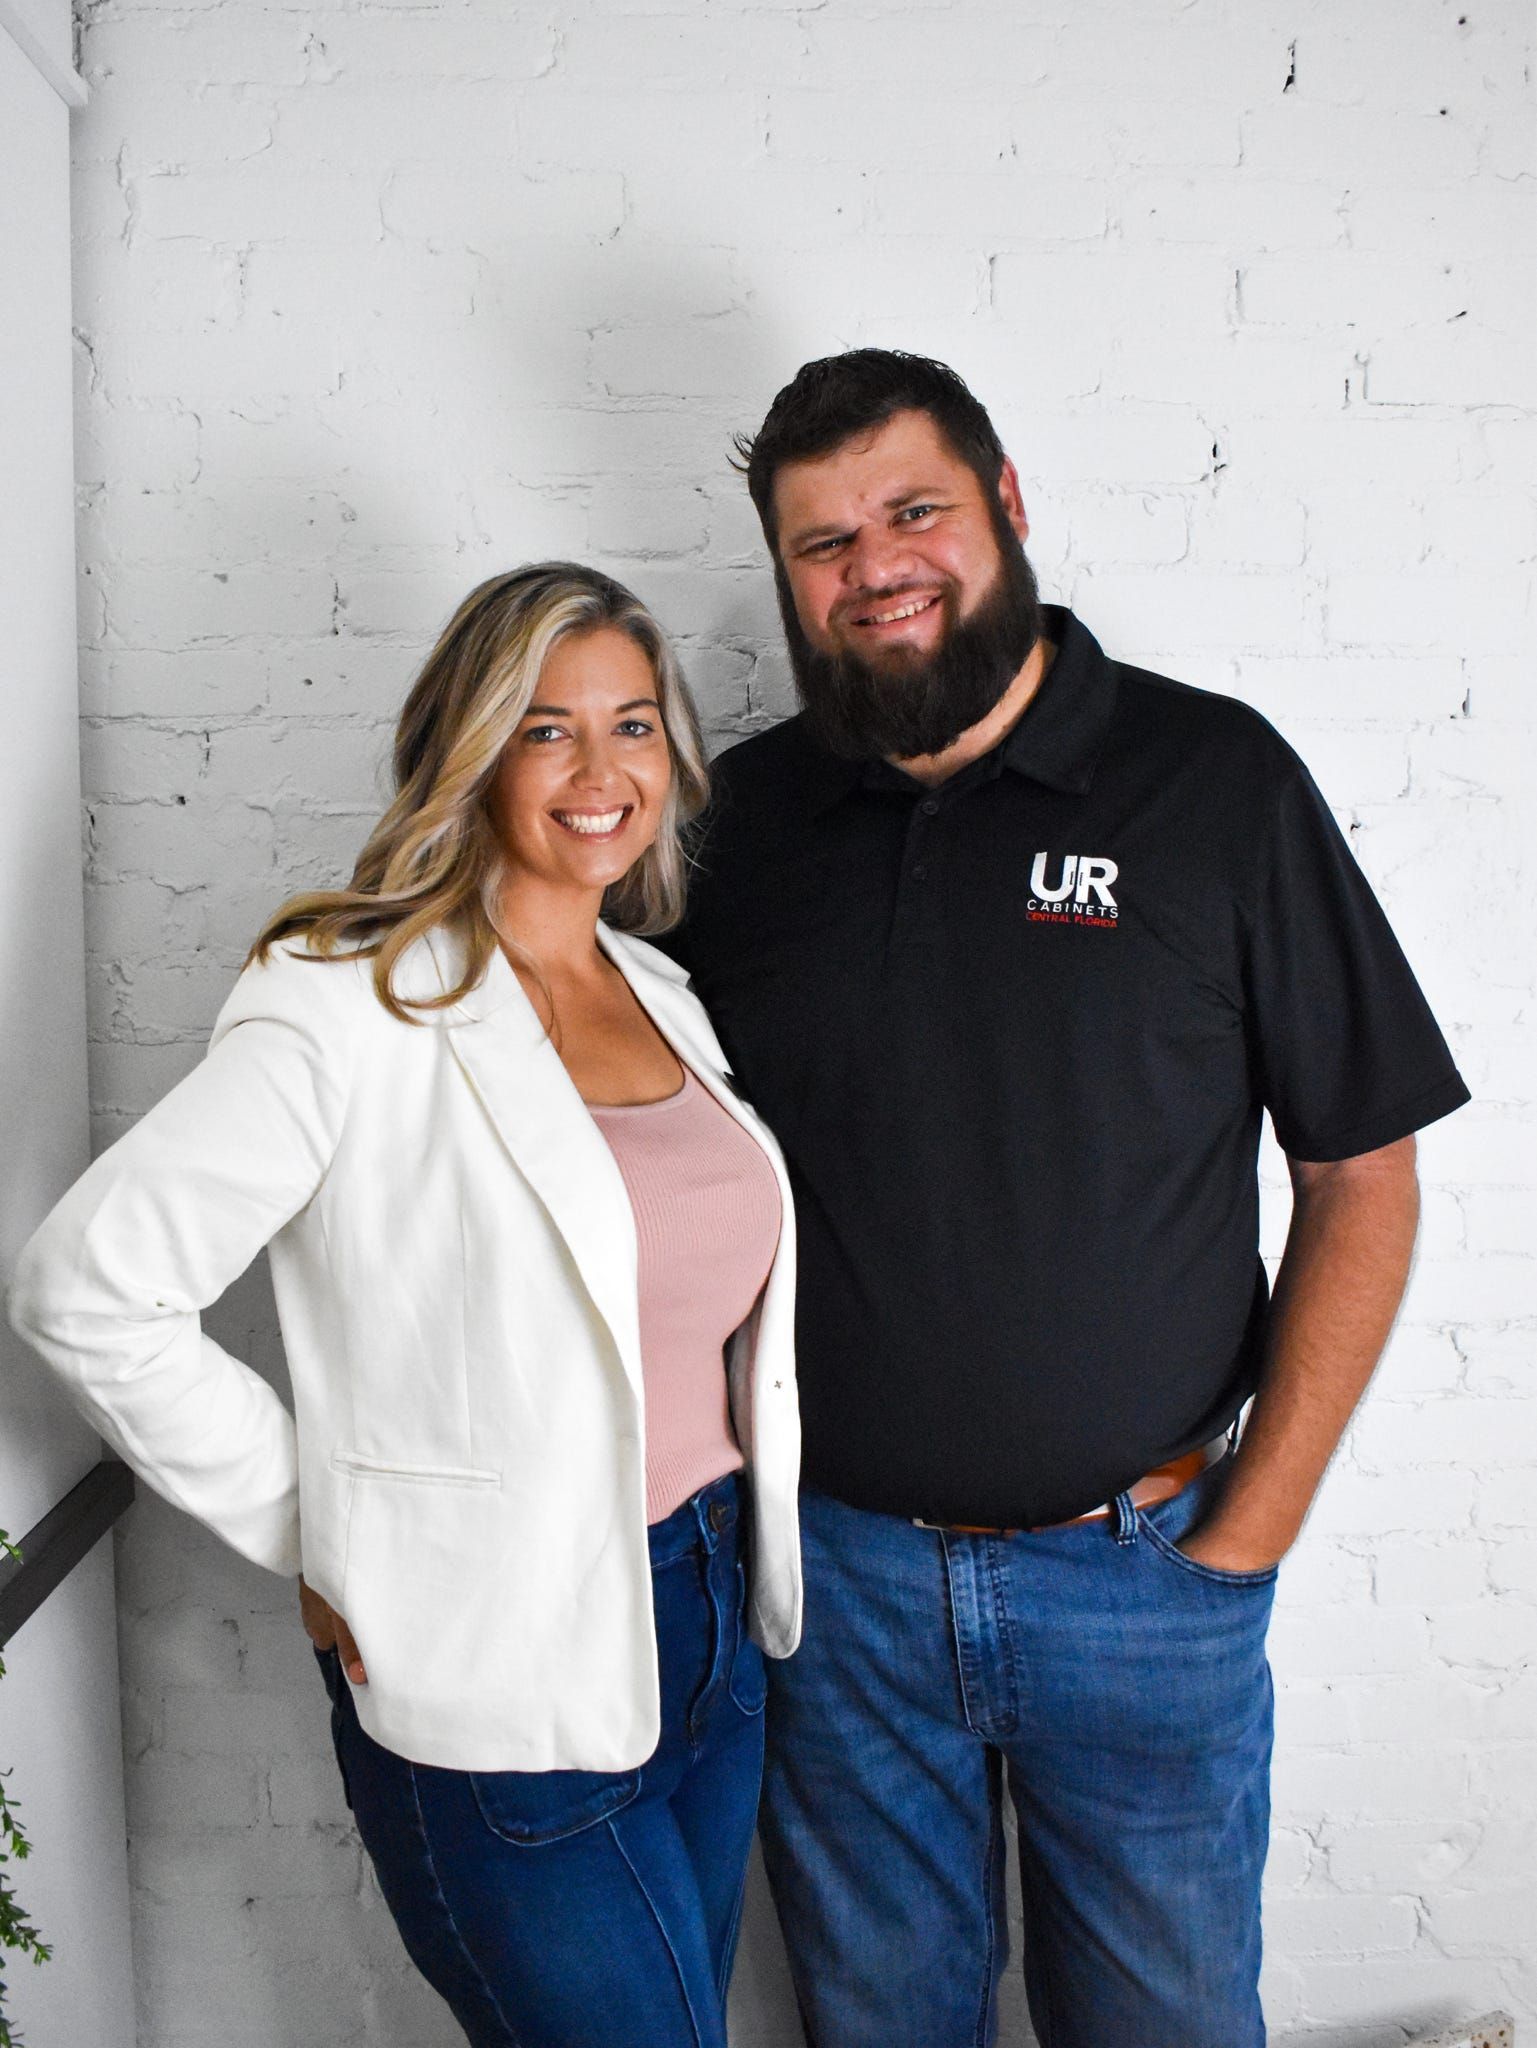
[{"xmin": 843, "ymin": 526, "xmax": 916, "ymax": 596}]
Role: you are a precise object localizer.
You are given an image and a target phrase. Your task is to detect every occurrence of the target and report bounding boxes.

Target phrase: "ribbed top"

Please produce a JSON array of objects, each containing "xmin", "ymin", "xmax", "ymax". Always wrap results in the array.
[{"xmin": 591, "ymin": 1069, "xmax": 782, "ymax": 1524}]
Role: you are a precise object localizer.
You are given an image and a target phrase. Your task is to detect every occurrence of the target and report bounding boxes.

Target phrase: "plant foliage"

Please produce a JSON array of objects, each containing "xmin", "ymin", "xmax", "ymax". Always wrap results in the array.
[{"xmin": 0, "ymin": 1529, "xmax": 51, "ymax": 2048}]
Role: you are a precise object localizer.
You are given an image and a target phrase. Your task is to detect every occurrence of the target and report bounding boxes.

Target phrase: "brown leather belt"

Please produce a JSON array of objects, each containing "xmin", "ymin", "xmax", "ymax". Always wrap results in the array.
[{"xmin": 912, "ymin": 1446, "xmax": 1214, "ymax": 1538}]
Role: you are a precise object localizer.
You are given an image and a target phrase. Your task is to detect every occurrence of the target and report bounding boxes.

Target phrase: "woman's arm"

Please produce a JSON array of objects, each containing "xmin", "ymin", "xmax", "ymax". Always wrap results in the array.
[{"xmin": 6, "ymin": 945, "xmax": 358, "ymax": 1577}]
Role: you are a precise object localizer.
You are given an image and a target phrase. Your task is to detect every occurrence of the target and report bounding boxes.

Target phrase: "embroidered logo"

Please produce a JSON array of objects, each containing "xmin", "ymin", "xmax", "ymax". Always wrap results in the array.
[{"xmin": 1027, "ymin": 853, "xmax": 1119, "ymax": 929}]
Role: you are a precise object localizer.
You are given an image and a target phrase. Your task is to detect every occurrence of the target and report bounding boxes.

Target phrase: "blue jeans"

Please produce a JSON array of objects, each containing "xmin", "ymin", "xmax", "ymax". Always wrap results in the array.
[
  {"xmin": 759, "ymin": 1458, "xmax": 1276, "ymax": 2048},
  {"xmin": 316, "ymin": 1472, "xmax": 766, "ymax": 2048}
]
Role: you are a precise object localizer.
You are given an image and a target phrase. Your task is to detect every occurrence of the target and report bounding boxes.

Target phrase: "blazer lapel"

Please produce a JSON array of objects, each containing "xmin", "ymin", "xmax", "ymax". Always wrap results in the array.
[
  {"xmin": 433, "ymin": 936, "xmax": 644, "ymax": 1401},
  {"xmin": 425, "ymin": 922, "xmax": 788, "ymax": 1412}
]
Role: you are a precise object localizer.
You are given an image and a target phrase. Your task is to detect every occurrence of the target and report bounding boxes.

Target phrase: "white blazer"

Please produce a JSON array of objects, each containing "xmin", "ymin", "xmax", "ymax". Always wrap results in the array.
[{"xmin": 7, "ymin": 923, "xmax": 801, "ymax": 1772}]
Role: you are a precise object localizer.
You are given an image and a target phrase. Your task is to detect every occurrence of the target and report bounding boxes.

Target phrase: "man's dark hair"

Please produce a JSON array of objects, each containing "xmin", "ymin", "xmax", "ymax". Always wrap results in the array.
[{"xmin": 733, "ymin": 350, "xmax": 1008, "ymax": 552}]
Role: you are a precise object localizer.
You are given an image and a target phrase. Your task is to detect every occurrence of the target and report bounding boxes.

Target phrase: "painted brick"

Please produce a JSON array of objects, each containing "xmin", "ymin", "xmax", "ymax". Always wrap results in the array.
[
  {"xmin": 132, "ymin": 169, "xmax": 384, "ymax": 248},
  {"xmin": 1264, "ymin": 1890, "xmax": 1420, "ymax": 1956},
  {"xmin": 102, "ymin": 567, "xmax": 338, "ymax": 648},
  {"xmin": 1369, "ymin": 326, "xmax": 1534, "ymax": 409},
  {"xmin": 1323, "ymin": 1817, "xmax": 1483, "ymax": 1893},
  {"xmin": 1072, "ymin": 566, "xmax": 1310, "ymax": 651},
  {"xmin": 1271, "ymin": 1742, "xmax": 1469, "ymax": 1826},
  {"xmin": 1239, "ymin": 101, "xmax": 1482, "ymax": 183},
  {"xmin": 381, "ymin": 167, "xmax": 626, "ymax": 249},
  {"xmin": 1119, "ymin": 175, "xmax": 1346, "ymax": 250}
]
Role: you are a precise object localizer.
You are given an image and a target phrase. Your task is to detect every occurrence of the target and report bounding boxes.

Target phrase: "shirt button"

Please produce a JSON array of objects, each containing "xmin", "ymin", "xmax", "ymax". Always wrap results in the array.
[
  {"xmin": 912, "ymin": 863, "xmax": 928, "ymax": 880},
  {"xmin": 920, "ymin": 799, "xmax": 940, "ymax": 816}
]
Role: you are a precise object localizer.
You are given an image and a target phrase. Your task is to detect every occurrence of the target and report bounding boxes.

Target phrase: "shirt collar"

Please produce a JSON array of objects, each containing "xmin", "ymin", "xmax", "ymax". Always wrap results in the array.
[
  {"xmin": 997, "ymin": 605, "xmax": 1118, "ymax": 796},
  {"xmin": 800, "ymin": 606, "xmax": 1118, "ymax": 815}
]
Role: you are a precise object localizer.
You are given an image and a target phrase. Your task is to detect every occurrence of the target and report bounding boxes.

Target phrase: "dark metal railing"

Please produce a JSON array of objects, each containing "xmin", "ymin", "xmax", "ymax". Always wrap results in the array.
[{"xmin": 0, "ymin": 1460, "xmax": 135, "ymax": 1649}]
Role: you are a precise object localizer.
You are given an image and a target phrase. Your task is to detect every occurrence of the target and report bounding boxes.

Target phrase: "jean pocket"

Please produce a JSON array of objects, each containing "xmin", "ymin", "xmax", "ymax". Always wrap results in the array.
[
  {"xmin": 470, "ymin": 1765, "xmax": 642, "ymax": 1846},
  {"xmin": 1138, "ymin": 1512, "xmax": 1279, "ymax": 1590},
  {"xmin": 727, "ymin": 1562, "xmax": 769, "ymax": 1714}
]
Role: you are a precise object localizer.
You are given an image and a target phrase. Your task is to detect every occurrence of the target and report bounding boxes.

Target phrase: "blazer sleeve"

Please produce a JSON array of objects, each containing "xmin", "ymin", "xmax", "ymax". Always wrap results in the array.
[{"xmin": 5, "ymin": 944, "xmax": 359, "ymax": 1577}]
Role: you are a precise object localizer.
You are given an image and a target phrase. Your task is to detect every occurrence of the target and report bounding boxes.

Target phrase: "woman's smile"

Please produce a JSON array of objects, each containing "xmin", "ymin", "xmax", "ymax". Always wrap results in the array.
[{"xmin": 548, "ymin": 803, "xmax": 634, "ymax": 840}]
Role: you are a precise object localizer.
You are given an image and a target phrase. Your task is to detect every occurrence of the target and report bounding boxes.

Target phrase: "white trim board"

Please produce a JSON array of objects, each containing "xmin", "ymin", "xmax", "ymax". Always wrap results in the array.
[{"xmin": 0, "ymin": 0, "xmax": 86, "ymax": 107}]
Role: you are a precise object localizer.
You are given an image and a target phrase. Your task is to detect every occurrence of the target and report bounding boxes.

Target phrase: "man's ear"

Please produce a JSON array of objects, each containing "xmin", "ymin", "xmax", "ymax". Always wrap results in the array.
[{"xmin": 997, "ymin": 458, "xmax": 1029, "ymax": 544}]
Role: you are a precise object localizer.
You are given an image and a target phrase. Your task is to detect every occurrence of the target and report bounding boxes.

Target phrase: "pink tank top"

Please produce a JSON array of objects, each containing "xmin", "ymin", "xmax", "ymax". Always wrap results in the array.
[{"xmin": 590, "ymin": 1069, "xmax": 783, "ymax": 1523}]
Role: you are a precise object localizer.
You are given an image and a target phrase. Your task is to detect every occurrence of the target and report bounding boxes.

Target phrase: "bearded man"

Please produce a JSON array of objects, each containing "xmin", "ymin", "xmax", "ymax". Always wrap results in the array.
[{"xmin": 662, "ymin": 350, "xmax": 1467, "ymax": 2048}]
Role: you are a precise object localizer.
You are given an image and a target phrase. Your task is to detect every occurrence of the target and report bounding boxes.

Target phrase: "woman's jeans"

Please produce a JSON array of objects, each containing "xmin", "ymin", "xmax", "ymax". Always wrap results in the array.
[
  {"xmin": 758, "ymin": 1456, "xmax": 1277, "ymax": 2048},
  {"xmin": 315, "ymin": 1472, "xmax": 766, "ymax": 2048}
]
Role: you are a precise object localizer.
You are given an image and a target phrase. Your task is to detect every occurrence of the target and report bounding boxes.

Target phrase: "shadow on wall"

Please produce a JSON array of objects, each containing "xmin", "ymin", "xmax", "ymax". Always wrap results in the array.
[{"xmin": 457, "ymin": 235, "xmax": 803, "ymax": 741}]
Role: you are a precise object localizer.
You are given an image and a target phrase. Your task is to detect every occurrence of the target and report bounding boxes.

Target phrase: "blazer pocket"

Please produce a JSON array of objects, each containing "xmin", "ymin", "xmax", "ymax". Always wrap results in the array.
[{"xmin": 329, "ymin": 1451, "xmax": 501, "ymax": 1489}]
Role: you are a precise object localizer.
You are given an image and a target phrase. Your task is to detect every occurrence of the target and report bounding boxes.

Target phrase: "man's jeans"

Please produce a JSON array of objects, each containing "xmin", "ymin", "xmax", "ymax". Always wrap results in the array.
[
  {"xmin": 316, "ymin": 1472, "xmax": 766, "ymax": 2048},
  {"xmin": 759, "ymin": 1457, "xmax": 1276, "ymax": 2048}
]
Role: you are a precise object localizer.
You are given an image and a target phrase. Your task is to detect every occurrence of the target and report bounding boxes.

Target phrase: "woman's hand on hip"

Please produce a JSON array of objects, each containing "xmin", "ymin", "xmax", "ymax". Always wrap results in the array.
[{"xmin": 299, "ymin": 1576, "xmax": 367, "ymax": 1685}]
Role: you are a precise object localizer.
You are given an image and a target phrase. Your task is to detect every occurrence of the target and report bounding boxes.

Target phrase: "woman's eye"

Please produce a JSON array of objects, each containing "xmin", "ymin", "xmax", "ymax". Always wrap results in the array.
[
  {"xmin": 617, "ymin": 719, "xmax": 656, "ymax": 738},
  {"xmin": 523, "ymin": 725, "xmax": 565, "ymax": 744}
]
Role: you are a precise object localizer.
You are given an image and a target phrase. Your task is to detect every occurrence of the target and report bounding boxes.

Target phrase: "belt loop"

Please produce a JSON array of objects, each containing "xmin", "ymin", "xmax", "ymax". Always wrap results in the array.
[{"xmin": 1112, "ymin": 1490, "xmax": 1138, "ymax": 1546}]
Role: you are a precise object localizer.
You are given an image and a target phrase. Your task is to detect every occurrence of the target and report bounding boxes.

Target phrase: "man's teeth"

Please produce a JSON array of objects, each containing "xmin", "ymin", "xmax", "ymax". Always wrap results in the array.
[
  {"xmin": 556, "ymin": 809, "xmax": 626, "ymax": 835},
  {"xmin": 861, "ymin": 595, "xmax": 937, "ymax": 625}
]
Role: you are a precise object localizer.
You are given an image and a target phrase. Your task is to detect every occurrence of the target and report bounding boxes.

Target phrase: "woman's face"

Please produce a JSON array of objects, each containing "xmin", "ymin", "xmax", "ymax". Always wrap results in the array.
[{"xmin": 489, "ymin": 626, "xmax": 674, "ymax": 899}]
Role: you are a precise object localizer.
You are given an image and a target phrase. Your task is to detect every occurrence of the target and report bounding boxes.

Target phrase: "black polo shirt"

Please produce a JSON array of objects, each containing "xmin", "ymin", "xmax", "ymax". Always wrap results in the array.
[{"xmin": 665, "ymin": 607, "xmax": 1469, "ymax": 1527}]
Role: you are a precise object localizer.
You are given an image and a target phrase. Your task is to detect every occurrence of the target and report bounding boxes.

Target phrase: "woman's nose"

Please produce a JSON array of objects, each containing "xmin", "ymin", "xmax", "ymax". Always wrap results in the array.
[{"xmin": 568, "ymin": 736, "xmax": 619, "ymax": 789}]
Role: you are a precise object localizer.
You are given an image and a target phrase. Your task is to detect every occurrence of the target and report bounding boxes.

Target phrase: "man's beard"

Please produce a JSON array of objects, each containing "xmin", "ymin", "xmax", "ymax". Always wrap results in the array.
[{"xmin": 780, "ymin": 523, "xmax": 1042, "ymax": 763}]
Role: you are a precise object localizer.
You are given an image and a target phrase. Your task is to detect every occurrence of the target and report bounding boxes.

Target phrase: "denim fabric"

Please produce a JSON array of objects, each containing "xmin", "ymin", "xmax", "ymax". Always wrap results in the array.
[
  {"xmin": 316, "ymin": 1472, "xmax": 766, "ymax": 2048},
  {"xmin": 759, "ymin": 1457, "xmax": 1275, "ymax": 2048}
]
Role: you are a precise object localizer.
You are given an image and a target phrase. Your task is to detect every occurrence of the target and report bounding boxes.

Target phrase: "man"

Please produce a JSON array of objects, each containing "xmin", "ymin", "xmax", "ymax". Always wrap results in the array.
[{"xmin": 664, "ymin": 350, "xmax": 1468, "ymax": 2048}]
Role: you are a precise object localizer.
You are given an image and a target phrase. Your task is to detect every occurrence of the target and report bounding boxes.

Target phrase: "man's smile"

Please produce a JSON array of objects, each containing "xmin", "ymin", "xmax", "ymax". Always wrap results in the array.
[{"xmin": 849, "ymin": 591, "xmax": 943, "ymax": 630}]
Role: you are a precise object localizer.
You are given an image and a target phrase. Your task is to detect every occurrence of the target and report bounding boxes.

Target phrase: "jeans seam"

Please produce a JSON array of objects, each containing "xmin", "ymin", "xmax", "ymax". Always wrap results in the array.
[
  {"xmin": 716, "ymin": 1853, "xmax": 752, "ymax": 2007},
  {"xmin": 406, "ymin": 1761, "xmax": 521, "ymax": 2048},
  {"xmin": 1015, "ymin": 1819, "xmax": 1060, "ymax": 2048},
  {"xmin": 973, "ymin": 1757, "xmax": 1005, "ymax": 2048},
  {"xmin": 608, "ymin": 1818, "xmax": 709, "ymax": 2048},
  {"xmin": 984, "ymin": 1543, "xmax": 1020, "ymax": 1739},
  {"xmin": 940, "ymin": 1532, "xmax": 982, "ymax": 1737}
]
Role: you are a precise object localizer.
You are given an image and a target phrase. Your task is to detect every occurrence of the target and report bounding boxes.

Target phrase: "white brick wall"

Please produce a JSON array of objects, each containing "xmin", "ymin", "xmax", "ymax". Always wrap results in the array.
[{"xmin": 68, "ymin": 0, "xmax": 1534, "ymax": 2041}]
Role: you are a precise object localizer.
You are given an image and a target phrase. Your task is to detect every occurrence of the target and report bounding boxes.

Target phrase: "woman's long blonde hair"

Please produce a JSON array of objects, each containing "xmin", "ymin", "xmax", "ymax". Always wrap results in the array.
[{"xmin": 250, "ymin": 562, "xmax": 710, "ymax": 1021}]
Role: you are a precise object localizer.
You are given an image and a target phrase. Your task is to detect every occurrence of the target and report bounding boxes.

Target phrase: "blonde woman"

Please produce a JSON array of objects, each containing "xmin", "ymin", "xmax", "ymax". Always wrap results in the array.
[{"xmin": 8, "ymin": 563, "xmax": 801, "ymax": 2048}]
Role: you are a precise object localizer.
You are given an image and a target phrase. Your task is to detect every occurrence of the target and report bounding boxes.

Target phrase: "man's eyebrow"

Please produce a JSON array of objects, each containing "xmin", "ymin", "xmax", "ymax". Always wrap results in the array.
[{"xmin": 784, "ymin": 487, "xmax": 955, "ymax": 553}]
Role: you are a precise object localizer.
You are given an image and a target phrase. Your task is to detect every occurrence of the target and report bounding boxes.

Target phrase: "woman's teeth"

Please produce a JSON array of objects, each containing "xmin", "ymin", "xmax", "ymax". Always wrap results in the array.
[{"xmin": 553, "ymin": 808, "xmax": 627, "ymax": 835}]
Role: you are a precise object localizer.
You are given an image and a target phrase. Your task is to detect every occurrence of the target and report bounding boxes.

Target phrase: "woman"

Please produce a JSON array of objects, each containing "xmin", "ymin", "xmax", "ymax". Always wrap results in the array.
[{"xmin": 8, "ymin": 563, "xmax": 801, "ymax": 2048}]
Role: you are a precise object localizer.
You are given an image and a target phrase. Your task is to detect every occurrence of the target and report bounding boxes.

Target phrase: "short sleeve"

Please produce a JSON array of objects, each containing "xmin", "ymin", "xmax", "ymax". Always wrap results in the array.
[{"xmin": 1243, "ymin": 759, "xmax": 1469, "ymax": 1162}]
